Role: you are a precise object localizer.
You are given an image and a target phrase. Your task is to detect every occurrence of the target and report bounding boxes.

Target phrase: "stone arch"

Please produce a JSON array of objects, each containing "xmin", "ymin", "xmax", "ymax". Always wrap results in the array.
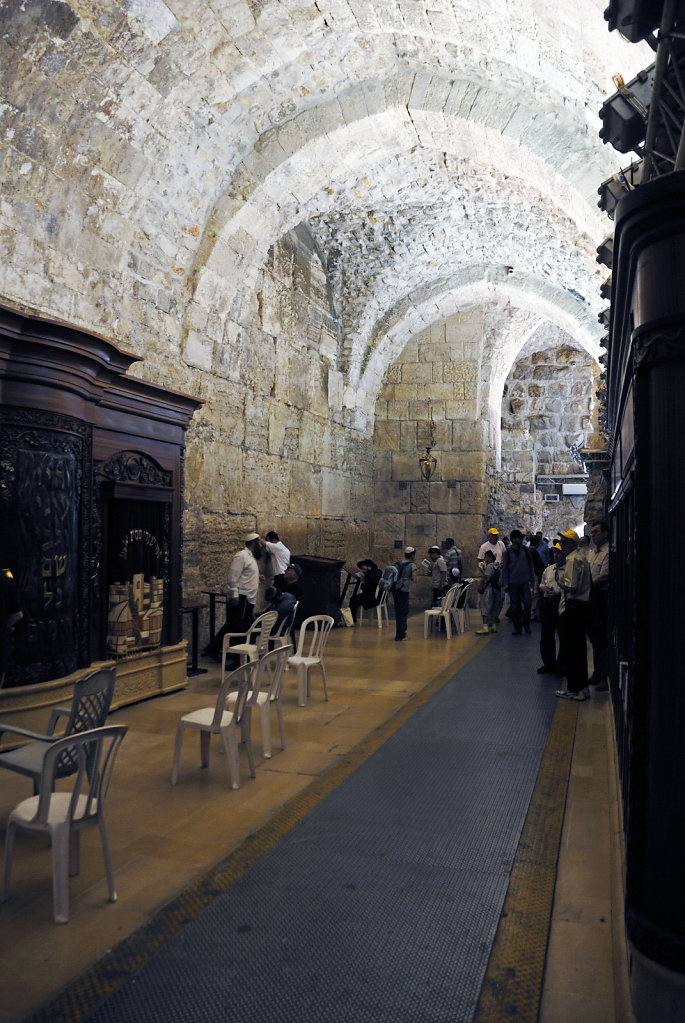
[
  {"xmin": 350, "ymin": 271, "xmax": 599, "ymax": 435},
  {"xmin": 182, "ymin": 77, "xmax": 619, "ymax": 394}
]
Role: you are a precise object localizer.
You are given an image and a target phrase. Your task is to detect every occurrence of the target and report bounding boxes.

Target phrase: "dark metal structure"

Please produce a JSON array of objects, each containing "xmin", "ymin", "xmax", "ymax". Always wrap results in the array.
[
  {"xmin": 601, "ymin": 5, "xmax": 685, "ymax": 1018},
  {"xmin": 608, "ymin": 167, "xmax": 685, "ymax": 1021}
]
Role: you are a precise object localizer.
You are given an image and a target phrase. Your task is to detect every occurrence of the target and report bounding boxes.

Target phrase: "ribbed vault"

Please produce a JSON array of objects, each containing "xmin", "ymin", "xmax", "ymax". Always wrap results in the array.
[
  {"xmin": 1, "ymin": 0, "xmax": 651, "ymax": 418},
  {"xmin": 0, "ymin": 0, "xmax": 655, "ymax": 564}
]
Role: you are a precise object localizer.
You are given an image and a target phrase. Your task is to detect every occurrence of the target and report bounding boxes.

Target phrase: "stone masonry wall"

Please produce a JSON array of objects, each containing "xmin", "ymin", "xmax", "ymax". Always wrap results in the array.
[
  {"xmin": 372, "ymin": 310, "xmax": 492, "ymax": 591},
  {"xmin": 489, "ymin": 344, "xmax": 594, "ymax": 535},
  {"xmin": 182, "ymin": 230, "xmax": 375, "ymax": 596}
]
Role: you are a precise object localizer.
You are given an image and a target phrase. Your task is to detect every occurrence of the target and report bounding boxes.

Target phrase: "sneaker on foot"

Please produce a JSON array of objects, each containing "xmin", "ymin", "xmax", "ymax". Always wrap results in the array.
[
  {"xmin": 475, "ymin": 627, "xmax": 490, "ymax": 634},
  {"xmin": 490, "ymin": 625, "xmax": 497, "ymax": 633}
]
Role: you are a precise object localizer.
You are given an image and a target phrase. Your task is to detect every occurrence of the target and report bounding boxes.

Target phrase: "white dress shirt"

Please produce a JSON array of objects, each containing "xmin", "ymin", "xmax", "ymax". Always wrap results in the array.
[
  {"xmin": 226, "ymin": 548, "xmax": 260, "ymax": 604},
  {"xmin": 265, "ymin": 539, "xmax": 291, "ymax": 576}
]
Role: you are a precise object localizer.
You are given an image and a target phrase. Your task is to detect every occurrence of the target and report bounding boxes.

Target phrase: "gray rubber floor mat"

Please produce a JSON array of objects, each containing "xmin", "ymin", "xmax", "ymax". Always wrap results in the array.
[{"xmin": 87, "ymin": 628, "xmax": 556, "ymax": 1023}]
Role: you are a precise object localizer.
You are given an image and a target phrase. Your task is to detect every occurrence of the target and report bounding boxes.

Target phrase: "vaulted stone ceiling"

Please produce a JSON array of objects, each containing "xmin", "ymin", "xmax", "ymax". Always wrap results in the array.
[{"xmin": 0, "ymin": 0, "xmax": 651, "ymax": 428}]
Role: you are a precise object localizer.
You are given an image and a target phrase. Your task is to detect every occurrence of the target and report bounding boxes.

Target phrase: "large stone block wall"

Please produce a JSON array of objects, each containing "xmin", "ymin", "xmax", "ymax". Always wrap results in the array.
[
  {"xmin": 490, "ymin": 344, "xmax": 595, "ymax": 534},
  {"xmin": 372, "ymin": 311, "xmax": 492, "ymax": 579},
  {"xmin": 181, "ymin": 229, "xmax": 376, "ymax": 595}
]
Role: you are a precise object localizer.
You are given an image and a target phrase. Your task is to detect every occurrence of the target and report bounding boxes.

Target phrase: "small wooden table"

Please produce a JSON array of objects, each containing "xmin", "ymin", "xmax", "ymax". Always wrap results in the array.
[
  {"xmin": 201, "ymin": 590, "xmax": 229, "ymax": 646},
  {"xmin": 181, "ymin": 599, "xmax": 208, "ymax": 676}
]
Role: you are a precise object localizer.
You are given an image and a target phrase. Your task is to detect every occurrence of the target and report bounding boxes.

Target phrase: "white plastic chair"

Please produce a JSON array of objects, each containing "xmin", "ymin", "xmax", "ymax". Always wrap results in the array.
[
  {"xmin": 271, "ymin": 601, "xmax": 299, "ymax": 653},
  {"xmin": 0, "ymin": 665, "xmax": 116, "ymax": 794},
  {"xmin": 171, "ymin": 661, "xmax": 257, "ymax": 789},
  {"xmin": 287, "ymin": 615, "xmax": 334, "ymax": 707},
  {"xmin": 423, "ymin": 584, "xmax": 461, "ymax": 639},
  {"xmin": 2, "ymin": 724, "xmax": 127, "ymax": 924},
  {"xmin": 358, "ymin": 587, "xmax": 390, "ymax": 629},
  {"xmin": 221, "ymin": 611, "xmax": 278, "ymax": 668},
  {"xmin": 452, "ymin": 580, "xmax": 474, "ymax": 634},
  {"xmin": 228, "ymin": 646, "xmax": 290, "ymax": 758}
]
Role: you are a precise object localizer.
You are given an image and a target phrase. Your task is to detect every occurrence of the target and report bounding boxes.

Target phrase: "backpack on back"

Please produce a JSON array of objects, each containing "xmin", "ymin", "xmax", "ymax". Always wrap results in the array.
[
  {"xmin": 379, "ymin": 561, "xmax": 403, "ymax": 592},
  {"xmin": 444, "ymin": 546, "xmax": 462, "ymax": 581}
]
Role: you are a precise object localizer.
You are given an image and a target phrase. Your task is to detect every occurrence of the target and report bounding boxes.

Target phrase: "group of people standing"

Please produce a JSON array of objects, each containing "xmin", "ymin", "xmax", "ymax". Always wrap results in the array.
[
  {"xmin": 346, "ymin": 547, "xmax": 417, "ymax": 642},
  {"xmin": 476, "ymin": 522, "xmax": 611, "ymax": 701},
  {"xmin": 206, "ymin": 520, "xmax": 610, "ymax": 701},
  {"xmin": 202, "ymin": 531, "xmax": 302, "ymax": 664},
  {"xmin": 348, "ymin": 538, "xmax": 464, "ymax": 643}
]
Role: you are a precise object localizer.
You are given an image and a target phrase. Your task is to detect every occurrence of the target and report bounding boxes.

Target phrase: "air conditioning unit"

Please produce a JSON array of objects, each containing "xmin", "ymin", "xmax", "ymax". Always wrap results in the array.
[
  {"xmin": 544, "ymin": 494, "xmax": 560, "ymax": 503},
  {"xmin": 562, "ymin": 483, "xmax": 587, "ymax": 496}
]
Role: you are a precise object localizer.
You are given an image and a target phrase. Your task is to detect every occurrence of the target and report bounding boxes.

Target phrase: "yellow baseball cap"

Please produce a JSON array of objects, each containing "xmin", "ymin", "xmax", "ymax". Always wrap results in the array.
[
  {"xmin": 487, "ymin": 528, "xmax": 499, "ymax": 535},
  {"xmin": 558, "ymin": 529, "xmax": 580, "ymax": 542}
]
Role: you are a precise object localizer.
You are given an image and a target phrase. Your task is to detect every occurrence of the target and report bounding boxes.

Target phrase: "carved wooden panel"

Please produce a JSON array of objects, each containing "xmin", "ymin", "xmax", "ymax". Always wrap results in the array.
[{"xmin": 0, "ymin": 410, "xmax": 91, "ymax": 685}]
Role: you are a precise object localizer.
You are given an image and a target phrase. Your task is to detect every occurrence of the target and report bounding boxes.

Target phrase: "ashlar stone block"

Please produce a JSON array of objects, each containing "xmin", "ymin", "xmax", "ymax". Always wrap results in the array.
[
  {"xmin": 392, "ymin": 450, "xmax": 425, "ymax": 481},
  {"xmin": 404, "ymin": 513, "xmax": 439, "ymax": 548},
  {"xmin": 402, "ymin": 361, "xmax": 433, "ymax": 383},
  {"xmin": 427, "ymin": 482, "xmax": 460, "ymax": 515},
  {"xmin": 400, "ymin": 419, "xmax": 418, "ymax": 452},
  {"xmin": 289, "ymin": 463, "xmax": 323, "ymax": 517},
  {"xmin": 439, "ymin": 450, "xmax": 485, "ymax": 482},
  {"xmin": 242, "ymin": 450, "xmax": 291, "ymax": 513},
  {"xmin": 183, "ymin": 329, "xmax": 214, "ymax": 371}
]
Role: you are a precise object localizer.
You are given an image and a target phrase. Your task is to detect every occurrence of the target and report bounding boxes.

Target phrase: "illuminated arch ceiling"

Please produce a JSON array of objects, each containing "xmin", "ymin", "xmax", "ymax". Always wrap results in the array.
[
  {"xmin": 172, "ymin": 1, "xmax": 650, "ymax": 418},
  {"xmin": 2, "ymin": 1, "xmax": 652, "ymax": 422}
]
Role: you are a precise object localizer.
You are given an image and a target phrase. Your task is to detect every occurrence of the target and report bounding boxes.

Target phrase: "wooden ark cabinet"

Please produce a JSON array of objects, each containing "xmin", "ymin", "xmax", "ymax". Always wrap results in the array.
[{"xmin": 0, "ymin": 304, "xmax": 201, "ymax": 703}]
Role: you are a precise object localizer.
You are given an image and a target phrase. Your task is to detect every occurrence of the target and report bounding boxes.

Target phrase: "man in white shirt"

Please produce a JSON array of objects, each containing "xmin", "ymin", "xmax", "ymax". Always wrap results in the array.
[
  {"xmin": 261, "ymin": 531, "xmax": 291, "ymax": 587},
  {"xmin": 478, "ymin": 528, "xmax": 506, "ymax": 566},
  {"xmin": 426, "ymin": 546, "xmax": 447, "ymax": 605},
  {"xmin": 203, "ymin": 533, "xmax": 262, "ymax": 661}
]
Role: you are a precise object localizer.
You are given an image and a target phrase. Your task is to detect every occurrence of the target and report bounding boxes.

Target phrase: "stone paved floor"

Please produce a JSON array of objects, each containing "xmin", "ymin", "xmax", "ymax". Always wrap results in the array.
[{"xmin": 0, "ymin": 611, "xmax": 631, "ymax": 1022}]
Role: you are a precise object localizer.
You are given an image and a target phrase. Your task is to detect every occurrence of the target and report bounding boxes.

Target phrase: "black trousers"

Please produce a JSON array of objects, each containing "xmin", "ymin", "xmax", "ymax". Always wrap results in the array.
[
  {"xmin": 588, "ymin": 588, "xmax": 609, "ymax": 682},
  {"xmin": 393, "ymin": 590, "xmax": 409, "ymax": 640},
  {"xmin": 205, "ymin": 595, "xmax": 254, "ymax": 657},
  {"xmin": 507, "ymin": 583, "xmax": 531, "ymax": 631},
  {"xmin": 557, "ymin": 602, "xmax": 590, "ymax": 693},
  {"xmin": 350, "ymin": 592, "xmax": 378, "ymax": 622},
  {"xmin": 539, "ymin": 597, "xmax": 560, "ymax": 670}
]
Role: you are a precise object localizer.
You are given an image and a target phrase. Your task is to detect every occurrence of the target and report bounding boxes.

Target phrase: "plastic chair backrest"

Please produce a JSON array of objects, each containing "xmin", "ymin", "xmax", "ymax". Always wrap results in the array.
[
  {"xmin": 245, "ymin": 610, "xmax": 276, "ymax": 639},
  {"xmin": 273, "ymin": 602, "xmax": 298, "ymax": 638},
  {"xmin": 217, "ymin": 662, "xmax": 254, "ymax": 727},
  {"xmin": 255, "ymin": 646, "xmax": 290, "ymax": 703},
  {"xmin": 33, "ymin": 724, "xmax": 127, "ymax": 826},
  {"xmin": 442, "ymin": 584, "xmax": 460, "ymax": 610},
  {"xmin": 252, "ymin": 611, "xmax": 279, "ymax": 657},
  {"xmin": 53, "ymin": 667, "xmax": 117, "ymax": 777},
  {"xmin": 293, "ymin": 615, "xmax": 334, "ymax": 660}
]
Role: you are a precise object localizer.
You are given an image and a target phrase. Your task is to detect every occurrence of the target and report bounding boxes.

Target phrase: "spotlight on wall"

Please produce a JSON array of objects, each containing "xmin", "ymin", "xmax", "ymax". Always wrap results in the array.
[
  {"xmin": 599, "ymin": 64, "xmax": 655, "ymax": 153},
  {"xmin": 604, "ymin": 0, "xmax": 664, "ymax": 43},
  {"xmin": 597, "ymin": 161, "xmax": 642, "ymax": 219},
  {"xmin": 419, "ymin": 399, "xmax": 437, "ymax": 481},
  {"xmin": 597, "ymin": 236, "xmax": 614, "ymax": 269}
]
